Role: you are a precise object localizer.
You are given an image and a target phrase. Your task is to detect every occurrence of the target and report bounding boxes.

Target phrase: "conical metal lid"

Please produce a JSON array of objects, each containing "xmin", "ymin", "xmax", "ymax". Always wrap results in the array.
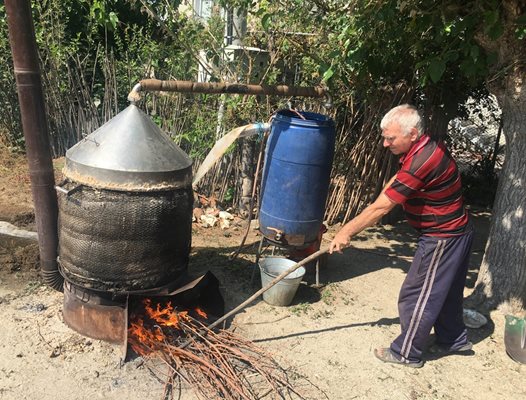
[{"xmin": 63, "ymin": 105, "xmax": 192, "ymax": 191}]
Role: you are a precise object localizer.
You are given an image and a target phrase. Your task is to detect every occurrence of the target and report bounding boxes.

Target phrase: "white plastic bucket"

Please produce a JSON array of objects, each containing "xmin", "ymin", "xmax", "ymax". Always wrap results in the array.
[{"xmin": 259, "ymin": 257, "xmax": 305, "ymax": 306}]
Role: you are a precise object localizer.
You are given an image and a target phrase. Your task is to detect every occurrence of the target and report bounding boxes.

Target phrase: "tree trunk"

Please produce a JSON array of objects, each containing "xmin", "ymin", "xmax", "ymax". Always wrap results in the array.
[
  {"xmin": 238, "ymin": 136, "xmax": 255, "ymax": 217},
  {"xmin": 469, "ymin": 91, "xmax": 526, "ymax": 316},
  {"xmin": 423, "ymin": 86, "xmax": 459, "ymax": 141},
  {"xmin": 469, "ymin": 0, "xmax": 526, "ymax": 317},
  {"xmin": 425, "ymin": 106, "xmax": 450, "ymax": 141}
]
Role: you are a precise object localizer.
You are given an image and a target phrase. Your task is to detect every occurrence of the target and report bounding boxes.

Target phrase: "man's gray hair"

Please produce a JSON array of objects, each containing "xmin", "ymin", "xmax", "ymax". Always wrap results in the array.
[{"xmin": 380, "ymin": 104, "xmax": 425, "ymax": 137}]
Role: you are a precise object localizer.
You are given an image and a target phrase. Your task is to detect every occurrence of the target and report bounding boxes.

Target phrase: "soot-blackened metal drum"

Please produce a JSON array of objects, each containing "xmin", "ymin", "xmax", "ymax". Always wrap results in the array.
[{"xmin": 57, "ymin": 104, "xmax": 193, "ymax": 292}]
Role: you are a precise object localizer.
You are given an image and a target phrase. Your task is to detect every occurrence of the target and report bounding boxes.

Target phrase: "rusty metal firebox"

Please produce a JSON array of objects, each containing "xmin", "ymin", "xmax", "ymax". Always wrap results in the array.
[{"xmin": 57, "ymin": 104, "xmax": 200, "ymax": 347}]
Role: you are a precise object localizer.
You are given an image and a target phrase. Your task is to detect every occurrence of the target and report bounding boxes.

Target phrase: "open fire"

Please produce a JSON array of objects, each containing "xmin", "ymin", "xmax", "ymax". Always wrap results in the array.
[{"xmin": 128, "ymin": 298, "xmax": 209, "ymax": 356}]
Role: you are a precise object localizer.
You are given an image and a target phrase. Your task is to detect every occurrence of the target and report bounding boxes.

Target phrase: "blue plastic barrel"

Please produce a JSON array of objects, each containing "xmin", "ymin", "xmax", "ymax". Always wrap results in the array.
[{"xmin": 259, "ymin": 110, "xmax": 335, "ymax": 247}]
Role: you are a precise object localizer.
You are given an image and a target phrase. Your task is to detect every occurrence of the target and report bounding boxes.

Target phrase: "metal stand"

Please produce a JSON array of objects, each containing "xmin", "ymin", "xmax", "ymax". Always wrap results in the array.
[{"xmin": 252, "ymin": 235, "xmax": 325, "ymax": 287}]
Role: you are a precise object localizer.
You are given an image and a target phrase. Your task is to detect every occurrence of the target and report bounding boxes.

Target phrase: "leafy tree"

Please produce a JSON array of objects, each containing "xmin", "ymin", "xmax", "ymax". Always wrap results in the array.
[
  {"xmin": 343, "ymin": 0, "xmax": 526, "ymax": 316},
  {"xmin": 0, "ymin": 3, "xmax": 23, "ymax": 147}
]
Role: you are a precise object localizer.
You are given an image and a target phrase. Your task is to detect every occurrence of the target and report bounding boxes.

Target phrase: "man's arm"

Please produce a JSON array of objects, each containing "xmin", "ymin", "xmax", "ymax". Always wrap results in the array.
[{"xmin": 329, "ymin": 175, "xmax": 398, "ymax": 254}]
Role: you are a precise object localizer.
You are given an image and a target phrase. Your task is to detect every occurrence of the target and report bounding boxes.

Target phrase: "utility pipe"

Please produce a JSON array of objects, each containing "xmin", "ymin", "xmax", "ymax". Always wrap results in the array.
[
  {"xmin": 5, "ymin": 0, "xmax": 63, "ymax": 291},
  {"xmin": 128, "ymin": 79, "xmax": 332, "ymax": 107}
]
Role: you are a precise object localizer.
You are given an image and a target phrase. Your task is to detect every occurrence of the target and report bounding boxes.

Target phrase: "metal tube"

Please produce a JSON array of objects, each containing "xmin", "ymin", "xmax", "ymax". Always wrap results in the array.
[
  {"xmin": 5, "ymin": 0, "xmax": 63, "ymax": 291},
  {"xmin": 128, "ymin": 79, "xmax": 328, "ymax": 102}
]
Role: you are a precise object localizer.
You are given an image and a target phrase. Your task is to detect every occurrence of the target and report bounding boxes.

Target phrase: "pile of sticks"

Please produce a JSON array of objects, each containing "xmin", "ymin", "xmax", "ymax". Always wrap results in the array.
[{"xmin": 128, "ymin": 303, "xmax": 307, "ymax": 400}]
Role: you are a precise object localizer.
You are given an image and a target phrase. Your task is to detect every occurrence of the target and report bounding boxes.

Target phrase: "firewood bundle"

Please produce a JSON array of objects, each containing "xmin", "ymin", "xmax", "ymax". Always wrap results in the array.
[{"xmin": 128, "ymin": 299, "xmax": 318, "ymax": 400}]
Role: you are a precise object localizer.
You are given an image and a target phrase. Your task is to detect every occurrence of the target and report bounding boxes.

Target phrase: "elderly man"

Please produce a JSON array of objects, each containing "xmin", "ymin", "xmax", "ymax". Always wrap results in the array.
[{"xmin": 329, "ymin": 104, "xmax": 473, "ymax": 368}]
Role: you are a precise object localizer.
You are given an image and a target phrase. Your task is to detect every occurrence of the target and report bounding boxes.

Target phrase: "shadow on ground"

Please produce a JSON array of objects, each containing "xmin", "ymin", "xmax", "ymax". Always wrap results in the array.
[
  {"xmin": 192, "ymin": 206, "xmax": 495, "ymax": 354},
  {"xmin": 252, "ymin": 317, "xmax": 400, "ymax": 343},
  {"xmin": 424, "ymin": 316, "xmax": 496, "ymax": 362}
]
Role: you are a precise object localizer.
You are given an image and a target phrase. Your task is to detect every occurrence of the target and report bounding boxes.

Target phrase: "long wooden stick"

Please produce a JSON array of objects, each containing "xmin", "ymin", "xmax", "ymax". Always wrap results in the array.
[
  {"xmin": 177, "ymin": 248, "xmax": 329, "ymax": 352},
  {"xmin": 206, "ymin": 248, "xmax": 329, "ymax": 332}
]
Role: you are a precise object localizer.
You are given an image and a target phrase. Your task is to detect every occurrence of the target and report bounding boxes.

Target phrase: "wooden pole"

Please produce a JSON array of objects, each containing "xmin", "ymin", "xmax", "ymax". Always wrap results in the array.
[{"xmin": 207, "ymin": 248, "xmax": 329, "ymax": 331}]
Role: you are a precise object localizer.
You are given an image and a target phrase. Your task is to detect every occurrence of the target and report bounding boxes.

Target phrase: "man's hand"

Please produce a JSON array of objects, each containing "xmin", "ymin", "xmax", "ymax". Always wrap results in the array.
[
  {"xmin": 328, "ymin": 190, "xmax": 397, "ymax": 255},
  {"xmin": 329, "ymin": 231, "xmax": 352, "ymax": 254}
]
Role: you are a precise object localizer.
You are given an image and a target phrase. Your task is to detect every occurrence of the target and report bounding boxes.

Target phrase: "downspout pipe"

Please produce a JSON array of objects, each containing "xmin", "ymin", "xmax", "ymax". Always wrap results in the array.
[{"xmin": 5, "ymin": 0, "xmax": 63, "ymax": 291}]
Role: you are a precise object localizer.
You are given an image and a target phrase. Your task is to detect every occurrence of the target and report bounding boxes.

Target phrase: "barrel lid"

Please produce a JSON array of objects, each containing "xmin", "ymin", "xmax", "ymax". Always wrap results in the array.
[
  {"xmin": 63, "ymin": 105, "xmax": 192, "ymax": 191},
  {"xmin": 273, "ymin": 109, "xmax": 335, "ymax": 128}
]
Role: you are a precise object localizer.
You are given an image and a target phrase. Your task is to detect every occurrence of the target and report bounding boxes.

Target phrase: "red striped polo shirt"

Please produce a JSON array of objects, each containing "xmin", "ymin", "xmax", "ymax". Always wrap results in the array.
[{"xmin": 384, "ymin": 134, "xmax": 469, "ymax": 236}]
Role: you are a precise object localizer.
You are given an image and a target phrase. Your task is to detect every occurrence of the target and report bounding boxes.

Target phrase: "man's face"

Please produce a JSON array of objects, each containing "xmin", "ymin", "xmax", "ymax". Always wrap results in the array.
[{"xmin": 381, "ymin": 122, "xmax": 419, "ymax": 155}]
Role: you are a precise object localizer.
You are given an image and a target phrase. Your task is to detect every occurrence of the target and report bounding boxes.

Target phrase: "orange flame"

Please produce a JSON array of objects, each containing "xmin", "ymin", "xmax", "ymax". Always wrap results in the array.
[
  {"xmin": 128, "ymin": 317, "xmax": 166, "ymax": 355},
  {"xmin": 142, "ymin": 298, "xmax": 193, "ymax": 327},
  {"xmin": 194, "ymin": 307, "xmax": 207, "ymax": 319},
  {"xmin": 128, "ymin": 298, "xmax": 210, "ymax": 356},
  {"xmin": 129, "ymin": 318, "xmax": 165, "ymax": 342},
  {"xmin": 128, "ymin": 298, "xmax": 208, "ymax": 355}
]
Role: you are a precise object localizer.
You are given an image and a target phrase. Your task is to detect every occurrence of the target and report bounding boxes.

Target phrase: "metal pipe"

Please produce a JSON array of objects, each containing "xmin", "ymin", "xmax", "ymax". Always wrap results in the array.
[
  {"xmin": 5, "ymin": 0, "xmax": 63, "ymax": 291},
  {"xmin": 128, "ymin": 79, "xmax": 329, "ymax": 103}
]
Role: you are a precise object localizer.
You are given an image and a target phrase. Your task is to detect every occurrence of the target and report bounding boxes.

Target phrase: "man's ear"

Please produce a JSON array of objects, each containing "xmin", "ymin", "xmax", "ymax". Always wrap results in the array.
[{"xmin": 410, "ymin": 127, "xmax": 419, "ymax": 142}]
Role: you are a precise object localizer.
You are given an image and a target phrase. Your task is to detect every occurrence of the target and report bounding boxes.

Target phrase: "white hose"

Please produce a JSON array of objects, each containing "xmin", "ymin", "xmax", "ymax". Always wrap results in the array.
[{"xmin": 192, "ymin": 122, "xmax": 270, "ymax": 187}]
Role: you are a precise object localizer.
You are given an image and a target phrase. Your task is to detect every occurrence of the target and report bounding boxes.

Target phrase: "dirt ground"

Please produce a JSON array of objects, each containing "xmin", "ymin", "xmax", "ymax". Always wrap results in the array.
[{"xmin": 0, "ymin": 144, "xmax": 524, "ymax": 400}]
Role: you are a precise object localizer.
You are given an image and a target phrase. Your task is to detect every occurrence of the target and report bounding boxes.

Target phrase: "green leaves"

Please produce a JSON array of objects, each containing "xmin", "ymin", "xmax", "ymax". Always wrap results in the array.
[
  {"xmin": 108, "ymin": 11, "xmax": 119, "ymax": 30},
  {"xmin": 484, "ymin": 9, "xmax": 504, "ymax": 40},
  {"xmin": 428, "ymin": 59, "xmax": 446, "ymax": 83},
  {"xmin": 487, "ymin": 21, "xmax": 504, "ymax": 40},
  {"xmin": 90, "ymin": 0, "xmax": 120, "ymax": 31},
  {"xmin": 322, "ymin": 67, "xmax": 334, "ymax": 82},
  {"xmin": 261, "ymin": 13, "xmax": 272, "ymax": 31}
]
